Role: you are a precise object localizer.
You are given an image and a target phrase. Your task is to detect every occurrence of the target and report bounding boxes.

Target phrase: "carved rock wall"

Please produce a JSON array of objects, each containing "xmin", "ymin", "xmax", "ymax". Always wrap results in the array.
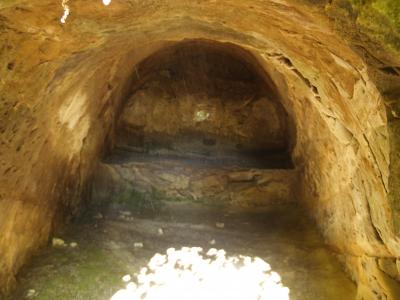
[
  {"xmin": 93, "ymin": 161, "xmax": 298, "ymax": 208},
  {"xmin": 0, "ymin": 0, "xmax": 399, "ymax": 298},
  {"xmin": 117, "ymin": 42, "xmax": 291, "ymax": 157}
]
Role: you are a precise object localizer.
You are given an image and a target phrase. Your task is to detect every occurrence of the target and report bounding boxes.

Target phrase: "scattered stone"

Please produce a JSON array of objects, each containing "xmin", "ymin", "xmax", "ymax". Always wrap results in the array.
[
  {"xmin": 209, "ymin": 239, "xmax": 216, "ymax": 245},
  {"xmin": 26, "ymin": 289, "xmax": 36, "ymax": 298},
  {"xmin": 69, "ymin": 242, "xmax": 78, "ymax": 248},
  {"xmin": 158, "ymin": 228, "xmax": 164, "ymax": 235},
  {"xmin": 134, "ymin": 242, "xmax": 144, "ymax": 248},
  {"xmin": 216, "ymin": 222, "xmax": 225, "ymax": 229},
  {"xmin": 118, "ymin": 212, "xmax": 134, "ymax": 222},
  {"xmin": 122, "ymin": 274, "xmax": 131, "ymax": 282},
  {"xmin": 119, "ymin": 211, "xmax": 132, "ymax": 217},
  {"xmin": 52, "ymin": 238, "xmax": 66, "ymax": 248}
]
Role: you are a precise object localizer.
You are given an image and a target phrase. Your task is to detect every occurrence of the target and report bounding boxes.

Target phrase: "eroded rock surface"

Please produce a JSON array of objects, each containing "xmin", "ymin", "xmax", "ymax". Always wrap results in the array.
[
  {"xmin": 0, "ymin": 0, "xmax": 400, "ymax": 298},
  {"xmin": 93, "ymin": 159, "xmax": 297, "ymax": 208},
  {"xmin": 117, "ymin": 43, "xmax": 291, "ymax": 156}
]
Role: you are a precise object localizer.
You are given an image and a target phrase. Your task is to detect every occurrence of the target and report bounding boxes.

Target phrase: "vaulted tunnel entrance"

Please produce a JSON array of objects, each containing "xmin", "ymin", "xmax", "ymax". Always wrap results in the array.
[
  {"xmin": 7, "ymin": 40, "xmax": 358, "ymax": 299},
  {"xmin": 93, "ymin": 41, "xmax": 298, "ymax": 209},
  {"xmin": 114, "ymin": 41, "xmax": 294, "ymax": 164}
]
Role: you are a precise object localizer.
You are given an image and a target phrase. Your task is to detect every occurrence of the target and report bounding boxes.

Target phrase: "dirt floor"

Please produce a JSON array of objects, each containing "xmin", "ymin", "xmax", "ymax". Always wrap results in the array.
[{"xmin": 9, "ymin": 202, "xmax": 356, "ymax": 300}]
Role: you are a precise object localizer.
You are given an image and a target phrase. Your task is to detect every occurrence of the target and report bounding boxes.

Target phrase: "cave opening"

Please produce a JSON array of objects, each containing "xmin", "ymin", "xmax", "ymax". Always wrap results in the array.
[
  {"xmin": 8, "ymin": 40, "xmax": 357, "ymax": 299},
  {"xmin": 93, "ymin": 40, "xmax": 298, "ymax": 210},
  {"xmin": 109, "ymin": 40, "xmax": 295, "ymax": 169}
]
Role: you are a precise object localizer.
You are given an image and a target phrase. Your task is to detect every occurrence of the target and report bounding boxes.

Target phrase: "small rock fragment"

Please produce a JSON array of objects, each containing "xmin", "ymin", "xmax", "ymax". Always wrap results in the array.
[
  {"xmin": 209, "ymin": 239, "xmax": 216, "ymax": 245},
  {"xmin": 158, "ymin": 228, "xmax": 164, "ymax": 235},
  {"xmin": 52, "ymin": 238, "xmax": 66, "ymax": 248},
  {"xmin": 120, "ymin": 211, "xmax": 132, "ymax": 217},
  {"xmin": 69, "ymin": 242, "xmax": 78, "ymax": 248},
  {"xmin": 26, "ymin": 289, "xmax": 36, "ymax": 298},
  {"xmin": 122, "ymin": 274, "xmax": 131, "ymax": 282},
  {"xmin": 216, "ymin": 222, "xmax": 225, "ymax": 229},
  {"xmin": 118, "ymin": 213, "xmax": 134, "ymax": 222},
  {"xmin": 134, "ymin": 242, "xmax": 144, "ymax": 248}
]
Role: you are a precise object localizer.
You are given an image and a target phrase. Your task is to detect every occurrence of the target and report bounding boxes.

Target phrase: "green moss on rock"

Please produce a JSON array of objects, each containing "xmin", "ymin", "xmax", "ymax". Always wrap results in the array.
[{"xmin": 325, "ymin": 0, "xmax": 400, "ymax": 56}]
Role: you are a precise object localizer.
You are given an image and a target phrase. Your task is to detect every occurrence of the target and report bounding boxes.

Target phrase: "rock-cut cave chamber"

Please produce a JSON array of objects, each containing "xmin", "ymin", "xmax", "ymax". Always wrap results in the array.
[
  {"xmin": 1, "ymin": 1, "xmax": 400, "ymax": 300},
  {"xmin": 93, "ymin": 41, "xmax": 298, "ymax": 208}
]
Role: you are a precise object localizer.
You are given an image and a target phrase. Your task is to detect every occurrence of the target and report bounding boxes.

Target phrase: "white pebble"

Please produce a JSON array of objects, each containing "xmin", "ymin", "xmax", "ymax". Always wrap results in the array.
[
  {"xmin": 122, "ymin": 274, "xmax": 131, "ymax": 282},
  {"xmin": 216, "ymin": 222, "xmax": 225, "ymax": 229},
  {"xmin": 69, "ymin": 242, "xmax": 78, "ymax": 248},
  {"xmin": 134, "ymin": 242, "xmax": 144, "ymax": 248},
  {"xmin": 158, "ymin": 228, "xmax": 164, "ymax": 235},
  {"xmin": 26, "ymin": 289, "xmax": 36, "ymax": 297},
  {"xmin": 119, "ymin": 211, "xmax": 132, "ymax": 216},
  {"xmin": 209, "ymin": 239, "xmax": 216, "ymax": 245},
  {"xmin": 52, "ymin": 238, "xmax": 66, "ymax": 248}
]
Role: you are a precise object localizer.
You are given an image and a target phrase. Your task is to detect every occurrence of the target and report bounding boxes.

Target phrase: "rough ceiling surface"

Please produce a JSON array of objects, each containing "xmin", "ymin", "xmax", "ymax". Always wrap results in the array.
[{"xmin": 0, "ymin": 0, "xmax": 400, "ymax": 299}]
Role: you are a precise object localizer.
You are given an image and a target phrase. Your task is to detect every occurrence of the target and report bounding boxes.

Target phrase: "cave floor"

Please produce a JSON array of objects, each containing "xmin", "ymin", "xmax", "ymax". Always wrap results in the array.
[{"xmin": 10, "ymin": 202, "xmax": 356, "ymax": 300}]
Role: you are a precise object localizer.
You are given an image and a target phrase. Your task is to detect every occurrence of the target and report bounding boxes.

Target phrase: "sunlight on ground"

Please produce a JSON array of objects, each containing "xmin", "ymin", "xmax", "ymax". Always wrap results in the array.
[{"xmin": 111, "ymin": 247, "xmax": 290, "ymax": 300}]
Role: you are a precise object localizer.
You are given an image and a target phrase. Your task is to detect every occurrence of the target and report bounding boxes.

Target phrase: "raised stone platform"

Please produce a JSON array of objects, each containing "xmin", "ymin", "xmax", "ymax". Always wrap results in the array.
[{"xmin": 92, "ymin": 153, "xmax": 298, "ymax": 207}]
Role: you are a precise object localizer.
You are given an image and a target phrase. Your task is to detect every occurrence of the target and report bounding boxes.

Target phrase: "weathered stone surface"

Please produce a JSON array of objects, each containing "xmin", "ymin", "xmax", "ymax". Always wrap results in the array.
[
  {"xmin": 117, "ymin": 44, "xmax": 290, "ymax": 155},
  {"xmin": 92, "ymin": 160, "xmax": 298, "ymax": 207},
  {"xmin": 341, "ymin": 255, "xmax": 400, "ymax": 300},
  {"xmin": 378, "ymin": 258, "xmax": 399, "ymax": 280},
  {"xmin": 0, "ymin": 0, "xmax": 399, "ymax": 297},
  {"xmin": 228, "ymin": 170, "xmax": 261, "ymax": 182}
]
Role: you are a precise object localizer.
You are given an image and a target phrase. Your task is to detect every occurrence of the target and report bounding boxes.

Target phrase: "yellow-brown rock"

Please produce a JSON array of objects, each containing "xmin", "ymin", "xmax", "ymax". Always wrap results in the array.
[
  {"xmin": 0, "ymin": 0, "xmax": 400, "ymax": 298},
  {"xmin": 92, "ymin": 159, "xmax": 298, "ymax": 207}
]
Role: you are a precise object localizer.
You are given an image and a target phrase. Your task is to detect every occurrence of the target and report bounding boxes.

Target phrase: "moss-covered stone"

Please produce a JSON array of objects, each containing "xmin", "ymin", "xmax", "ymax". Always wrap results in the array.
[
  {"xmin": 8, "ymin": 245, "xmax": 127, "ymax": 300},
  {"xmin": 325, "ymin": 0, "xmax": 400, "ymax": 60},
  {"xmin": 388, "ymin": 117, "xmax": 400, "ymax": 234}
]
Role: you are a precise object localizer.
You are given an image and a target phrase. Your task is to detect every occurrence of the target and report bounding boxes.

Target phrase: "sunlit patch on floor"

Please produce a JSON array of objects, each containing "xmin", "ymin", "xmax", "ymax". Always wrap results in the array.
[{"xmin": 111, "ymin": 247, "xmax": 290, "ymax": 300}]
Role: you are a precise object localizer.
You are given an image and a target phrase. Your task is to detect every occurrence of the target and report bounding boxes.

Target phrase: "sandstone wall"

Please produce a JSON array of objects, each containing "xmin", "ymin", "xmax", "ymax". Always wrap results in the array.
[
  {"xmin": 0, "ymin": 0, "xmax": 399, "ymax": 298},
  {"xmin": 117, "ymin": 43, "xmax": 290, "ymax": 156},
  {"xmin": 93, "ymin": 161, "xmax": 298, "ymax": 208}
]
